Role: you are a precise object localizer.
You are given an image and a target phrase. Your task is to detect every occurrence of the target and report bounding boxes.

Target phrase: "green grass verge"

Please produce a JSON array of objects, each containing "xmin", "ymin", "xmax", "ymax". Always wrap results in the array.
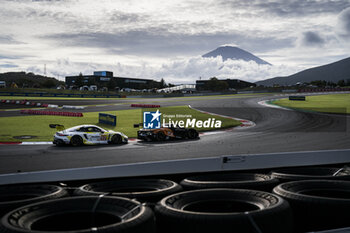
[
  {"xmin": 0, "ymin": 106, "xmax": 241, "ymax": 142},
  {"xmin": 272, "ymin": 94, "xmax": 350, "ymax": 114}
]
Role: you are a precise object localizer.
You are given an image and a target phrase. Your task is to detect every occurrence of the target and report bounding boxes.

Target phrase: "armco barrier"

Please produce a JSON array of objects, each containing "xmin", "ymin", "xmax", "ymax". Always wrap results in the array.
[
  {"xmin": 20, "ymin": 110, "xmax": 83, "ymax": 117},
  {"xmin": 299, "ymin": 88, "xmax": 350, "ymax": 93},
  {"xmin": 0, "ymin": 92, "xmax": 121, "ymax": 98},
  {"xmin": 130, "ymin": 104, "xmax": 161, "ymax": 108},
  {"xmin": 0, "ymin": 99, "xmax": 51, "ymax": 108}
]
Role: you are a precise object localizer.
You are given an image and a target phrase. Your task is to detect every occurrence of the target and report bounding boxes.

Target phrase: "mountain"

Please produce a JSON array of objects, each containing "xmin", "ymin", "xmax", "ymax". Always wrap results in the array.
[
  {"xmin": 0, "ymin": 72, "xmax": 64, "ymax": 88},
  {"xmin": 255, "ymin": 57, "xmax": 350, "ymax": 86},
  {"xmin": 202, "ymin": 46, "xmax": 271, "ymax": 65}
]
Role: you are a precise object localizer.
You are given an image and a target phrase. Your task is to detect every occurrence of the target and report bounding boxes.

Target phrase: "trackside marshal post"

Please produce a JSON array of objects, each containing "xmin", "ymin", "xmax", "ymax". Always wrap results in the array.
[{"xmin": 99, "ymin": 113, "xmax": 117, "ymax": 126}]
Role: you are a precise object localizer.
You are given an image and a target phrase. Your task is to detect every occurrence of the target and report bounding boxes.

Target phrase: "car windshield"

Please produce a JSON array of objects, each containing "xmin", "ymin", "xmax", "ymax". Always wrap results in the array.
[{"xmin": 0, "ymin": 2, "xmax": 350, "ymax": 231}]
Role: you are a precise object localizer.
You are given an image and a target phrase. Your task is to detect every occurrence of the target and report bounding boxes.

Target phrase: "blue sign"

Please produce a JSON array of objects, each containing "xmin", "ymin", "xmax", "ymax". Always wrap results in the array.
[
  {"xmin": 99, "ymin": 113, "xmax": 117, "ymax": 126},
  {"xmin": 143, "ymin": 110, "xmax": 161, "ymax": 129}
]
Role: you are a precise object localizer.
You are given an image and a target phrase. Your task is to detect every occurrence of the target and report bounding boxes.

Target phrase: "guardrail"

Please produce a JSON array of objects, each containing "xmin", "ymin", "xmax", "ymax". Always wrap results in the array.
[
  {"xmin": 1, "ymin": 149, "xmax": 349, "ymax": 185},
  {"xmin": 0, "ymin": 92, "xmax": 121, "ymax": 98},
  {"xmin": 131, "ymin": 104, "xmax": 161, "ymax": 108}
]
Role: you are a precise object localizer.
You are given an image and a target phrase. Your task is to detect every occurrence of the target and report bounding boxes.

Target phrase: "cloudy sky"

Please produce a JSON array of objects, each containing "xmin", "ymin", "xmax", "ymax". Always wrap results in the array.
[{"xmin": 1, "ymin": 0, "xmax": 350, "ymax": 84}]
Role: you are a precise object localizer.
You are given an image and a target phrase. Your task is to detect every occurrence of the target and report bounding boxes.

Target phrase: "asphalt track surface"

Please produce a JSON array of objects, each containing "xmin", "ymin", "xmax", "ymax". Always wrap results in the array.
[{"xmin": 0, "ymin": 94, "xmax": 349, "ymax": 174}]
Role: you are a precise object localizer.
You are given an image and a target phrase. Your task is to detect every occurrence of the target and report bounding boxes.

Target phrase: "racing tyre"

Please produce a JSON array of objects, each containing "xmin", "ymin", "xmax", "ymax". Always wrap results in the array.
[
  {"xmin": 155, "ymin": 189, "xmax": 293, "ymax": 233},
  {"xmin": 180, "ymin": 173, "xmax": 279, "ymax": 192},
  {"xmin": 111, "ymin": 134, "xmax": 122, "ymax": 144},
  {"xmin": 187, "ymin": 129, "xmax": 198, "ymax": 139},
  {"xmin": 74, "ymin": 179, "xmax": 182, "ymax": 203},
  {"xmin": 70, "ymin": 135, "xmax": 83, "ymax": 146},
  {"xmin": 156, "ymin": 131, "xmax": 166, "ymax": 141},
  {"xmin": 0, "ymin": 184, "xmax": 68, "ymax": 217},
  {"xmin": 271, "ymin": 166, "xmax": 350, "ymax": 182},
  {"xmin": 0, "ymin": 196, "xmax": 155, "ymax": 233},
  {"xmin": 273, "ymin": 180, "xmax": 350, "ymax": 232}
]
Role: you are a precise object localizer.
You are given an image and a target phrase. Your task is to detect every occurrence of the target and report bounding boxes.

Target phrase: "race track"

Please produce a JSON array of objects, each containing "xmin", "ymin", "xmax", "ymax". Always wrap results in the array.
[{"xmin": 0, "ymin": 94, "xmax": 349, "ymax": 174}]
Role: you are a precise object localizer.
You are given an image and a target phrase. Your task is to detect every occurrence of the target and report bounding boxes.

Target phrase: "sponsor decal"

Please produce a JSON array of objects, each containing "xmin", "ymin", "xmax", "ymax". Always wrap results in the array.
[
  {"xmin": 143, "ymin": 110, "xmax": 222, "ymax": 129},
  {"xmin": 143, "ymin": 110, "xmax": 162, "ymax": 129}
]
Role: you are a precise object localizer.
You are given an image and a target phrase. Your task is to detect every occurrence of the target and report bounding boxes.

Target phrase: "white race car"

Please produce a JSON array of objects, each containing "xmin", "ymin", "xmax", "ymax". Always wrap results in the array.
[{"xmin": 50, "ymin": 124, "xmax": 128, "ymax": 146}]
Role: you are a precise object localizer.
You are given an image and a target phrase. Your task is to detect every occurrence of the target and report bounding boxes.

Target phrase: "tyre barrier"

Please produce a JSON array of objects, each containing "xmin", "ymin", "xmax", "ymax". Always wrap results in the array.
[
  {"xmin": 270, "ymin": 166, "xmax": 350, "ymax": 182},
  {"xmin": 130, "ymin": 104, "xmax": 161, "ymax": 108},
  {"xmin": 0, "ymin": 184, "xmax": 68, "ymax": 217},
  {"xmin": 20, "ymin": 109, "xmax": 83, "ymax": 117},
  {"xmin": 273, "ymin": 180, "xmax": 350, "ymax": 232},
  {"xmin": 74, "ymin": 179, "xmax": 182, "ymax": 203},
  {"xmin": 0, "ymin": 99, "xmax": 50, "ymax": 107},
  {"xmin": 0, "ymin": 196, "xmax": 156, "ymax": 233},
  {"xmin": 155, "ymin": 188, "xmax": 293, "ymax": 233},
  {"xmin": 180, "ymin": 173, "xmax": 279, "ymax": 192}
]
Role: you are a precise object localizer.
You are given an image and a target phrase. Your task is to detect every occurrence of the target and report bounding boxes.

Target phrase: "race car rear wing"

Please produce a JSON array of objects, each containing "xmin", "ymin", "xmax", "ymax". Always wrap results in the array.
[{"xmin": 49, "ymin": 124, "xmax": 65, "ymax": 131}]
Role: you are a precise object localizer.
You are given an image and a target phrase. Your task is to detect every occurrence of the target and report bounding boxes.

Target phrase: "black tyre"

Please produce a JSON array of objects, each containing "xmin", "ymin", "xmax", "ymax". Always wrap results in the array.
[
  {"xmin": 156, "ymin": 131, "xmax": 166, "ymax": 141},
  {"xmin": 0, "ymin": 184, "xmax": 68, "ymax": 217},
  {"xmin": 271, "ymin": 167, "xmax": 350, "ymax": 182},
  {"xmin": 0, "ymin": 196, "xmax": 155, "ymax": 233},
  {"xmin": 155, "ymin": 188, "xmax": 293, "ymax": 233},
  {"xmin": 181, "ymin": 173, "xmax": 279, "ymax": 192},
  {"xmin": 187, "ymin": 129, "xmax": 198, "ymax": 139},
  {"xmin": 70, "ymin": 135, "xmax": 83, "ymax": 146},
  {"xmin": 274, "ymin": 180, "xmax": 350, "ymax": 232},
  {"xmin": 111, "ymin": 134, "xmax": 122, "ymax": 144},
  {"xmin": 74, "ymin": 179, "xmax": 182, "ymax": 203}
]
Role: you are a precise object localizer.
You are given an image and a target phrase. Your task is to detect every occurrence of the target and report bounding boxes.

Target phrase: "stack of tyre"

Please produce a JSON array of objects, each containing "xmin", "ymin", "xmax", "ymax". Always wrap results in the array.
[{"xmin": 1, "ymin": 166, "xmax": 350, "ymax": 233}]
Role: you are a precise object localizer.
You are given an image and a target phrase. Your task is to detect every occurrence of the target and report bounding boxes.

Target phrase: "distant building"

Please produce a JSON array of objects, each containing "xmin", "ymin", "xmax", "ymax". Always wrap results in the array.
[
  {"xmin": 0, "ymin": 81, "xmax": 6, "ymax": 88},
  {"xmin": 65, "ymin": 71, "xmax": 160, "ymax": 90},
  {"xmin": 196, "ymin": 79, "xmax": 256, "ymax": 91}
]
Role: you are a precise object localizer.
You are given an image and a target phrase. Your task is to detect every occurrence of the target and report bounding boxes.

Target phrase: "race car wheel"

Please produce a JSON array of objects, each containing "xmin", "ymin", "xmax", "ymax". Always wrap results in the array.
[
  {"xmin": 156, "ymin": 131, "xmax": 166, "ymax": 141},
  {"xmin": 155, "ymin": 189, "xmax": 293, "ymax": 233},
  {"xmin": 111, "ymin": 134, "xmax": 122, "ymax": 144},
  {"xmin": 187, "ymin": 129, "xmax": 198, "ymax": 139},
  {"xmin": 70, "ymin": 135, "xmax": 83, "ymax": 146},
  {"xmin": 0, "ymin": 196, "xmax": 155, "ymax": 233}
]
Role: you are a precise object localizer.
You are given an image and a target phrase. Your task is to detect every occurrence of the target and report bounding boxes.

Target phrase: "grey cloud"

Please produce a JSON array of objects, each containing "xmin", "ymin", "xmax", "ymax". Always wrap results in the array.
[
  {"xmin": 0, "ymin": 35, "xmax": 22, "ymax": 44},
  {"xmin": 0, "ymin": 64, "xmax": 19, "ymax": 68},
  {"xmin": 219, "ymin": 0, "xmax": 350, "ymax": 17},
  {"xmin": 300, "ymin": 31, "xmax": 325, "ymax": 47},
  {"xmin": 42, "ymin": 29, "xmax": 294, "ymax": 57},
  {"xmin": 110, "ymin": 10, "xmax": 146, "ymax": 23},
  {"xmin": 337, "ymin": 7, "xmax": 350, "ymax": 38}
]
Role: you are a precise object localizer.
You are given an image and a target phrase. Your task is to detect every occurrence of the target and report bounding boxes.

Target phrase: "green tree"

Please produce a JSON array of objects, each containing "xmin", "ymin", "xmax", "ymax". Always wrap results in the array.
[
  {"xmin": 42, "ymin": 79, "xmax": 56, "ymax": 88},
  {"xmin": 160, "ymin": 78, "xmax": 166, "ymax": 88},
  {"xmin": 337, "ymin": 79, "xmax": 345, "ymax": 87}
]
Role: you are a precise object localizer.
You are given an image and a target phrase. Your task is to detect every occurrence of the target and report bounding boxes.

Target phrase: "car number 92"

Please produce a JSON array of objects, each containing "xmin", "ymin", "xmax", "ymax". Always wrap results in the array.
[{"xmin": 100, "ymin": 135, "xmax": 107, "ymax": 141}]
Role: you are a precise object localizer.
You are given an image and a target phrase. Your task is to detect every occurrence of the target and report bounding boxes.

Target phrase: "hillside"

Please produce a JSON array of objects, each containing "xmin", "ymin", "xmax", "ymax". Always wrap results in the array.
[
  {"xmin": 256, "ymin": 57, "xmax": 350, "ymax": 86},
  {"xmin": 0, "ymin": 72, "xmax": 64, "ymax": 88},
  {"xmin": 202, "ymin": 46, "xmax": 271, "ymax": 65}
]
